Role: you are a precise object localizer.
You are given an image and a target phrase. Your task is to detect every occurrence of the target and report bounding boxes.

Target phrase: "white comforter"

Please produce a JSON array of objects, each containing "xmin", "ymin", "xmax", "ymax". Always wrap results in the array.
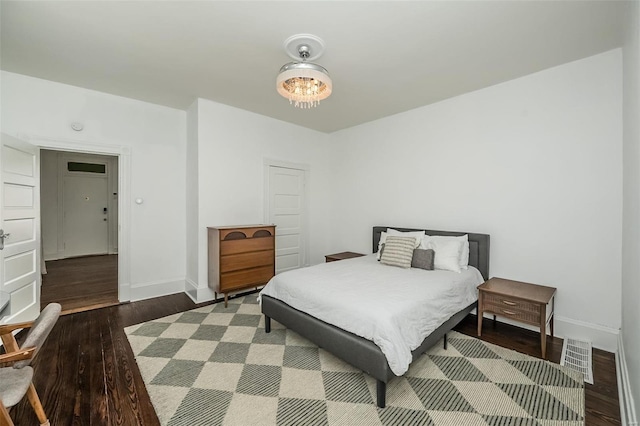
[{"xmin": 259, "ymin": 254, "xmax": 483, "ymax": 376}]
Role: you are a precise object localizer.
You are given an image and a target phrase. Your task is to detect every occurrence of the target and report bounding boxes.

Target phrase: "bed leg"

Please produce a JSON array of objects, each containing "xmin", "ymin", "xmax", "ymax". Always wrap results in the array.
[
  {"xmin": 376, "ymin": 380, "xmax": 386, "ymax": 408},
  {"xmin": 265, "ymin": 315, "xmax": 271, "ymax": 333},
  {"xmin": 444, "ymin": 333, "xmax": 448, "ymax": 350}
]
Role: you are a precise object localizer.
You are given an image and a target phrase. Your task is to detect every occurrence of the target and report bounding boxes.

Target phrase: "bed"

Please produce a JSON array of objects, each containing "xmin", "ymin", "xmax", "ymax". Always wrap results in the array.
[{"xmin": 260, "ymin": 226, "xmax": 490, "ymax": 407}]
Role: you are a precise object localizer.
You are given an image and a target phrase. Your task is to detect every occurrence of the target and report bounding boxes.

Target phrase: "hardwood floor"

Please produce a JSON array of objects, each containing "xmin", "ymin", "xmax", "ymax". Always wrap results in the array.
[
  {"xmin": 41, "ymin": 255, "xmax": 119, "ymax": 314},
  {"xmin": 9, "ymin": 293, "xmax": 621, "ymax": 425}
]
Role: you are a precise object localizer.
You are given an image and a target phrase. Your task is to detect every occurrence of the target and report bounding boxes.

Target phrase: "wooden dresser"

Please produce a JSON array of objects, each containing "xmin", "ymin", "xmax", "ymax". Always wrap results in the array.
[{"xmin": 208, "ymin": 225, "xmax": 276, "ymax": 307}]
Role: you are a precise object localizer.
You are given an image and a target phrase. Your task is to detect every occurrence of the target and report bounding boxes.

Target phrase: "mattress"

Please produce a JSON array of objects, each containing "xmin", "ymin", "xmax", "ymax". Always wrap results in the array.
[{"xmin": 259, "ymin": 254, "xmax": 483, "ymax": 375}]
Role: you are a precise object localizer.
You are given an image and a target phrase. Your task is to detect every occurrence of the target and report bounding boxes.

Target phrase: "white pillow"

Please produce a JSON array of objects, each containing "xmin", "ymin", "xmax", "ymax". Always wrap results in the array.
[
  {"xmin": 377, "ymin": 229, "xmax": 425, "ymax": 259},
  {"xmin": 387, "ymin": 229, "xmax": 424, "ymax": 248},
  {"xmin": 421, "ymin": 234, "xmax": 469, "ymax": 270},
  {"xmin": 423, "ymin": 238, "xmax": 463, "ymax": 273}
]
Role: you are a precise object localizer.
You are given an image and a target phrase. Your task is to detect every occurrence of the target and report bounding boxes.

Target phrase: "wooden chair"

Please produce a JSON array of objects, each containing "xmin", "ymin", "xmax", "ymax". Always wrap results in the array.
[{"xmin": 0, "ymin": 303, "xmax": 61, "ymax": 426}]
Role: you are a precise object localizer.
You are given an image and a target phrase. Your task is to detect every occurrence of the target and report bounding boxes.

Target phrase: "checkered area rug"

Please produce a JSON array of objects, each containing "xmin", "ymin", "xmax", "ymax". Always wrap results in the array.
[{"xmin": 125, "ymin": 294, "xmax": 584, "ymax": 425}]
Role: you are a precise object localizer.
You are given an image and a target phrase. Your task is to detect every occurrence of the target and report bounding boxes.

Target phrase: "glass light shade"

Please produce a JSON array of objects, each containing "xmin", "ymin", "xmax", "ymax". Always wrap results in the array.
[{"xmin": 276, "ymin": 62, "xmax": 332, "ymax": 108}]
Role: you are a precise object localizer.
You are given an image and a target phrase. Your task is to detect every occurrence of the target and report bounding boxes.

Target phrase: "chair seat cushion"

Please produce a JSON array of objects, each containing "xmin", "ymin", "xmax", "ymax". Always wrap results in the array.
[{"xmin": 0, "ymin": 366, "xmax": 33, "ymax": 407}]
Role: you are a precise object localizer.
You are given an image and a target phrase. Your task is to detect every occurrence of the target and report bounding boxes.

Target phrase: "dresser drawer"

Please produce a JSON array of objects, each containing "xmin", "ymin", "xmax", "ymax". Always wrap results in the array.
[
  {"xmin": 483, "ymin": 293, "xmax": 541, "ymax": 324},
  {"xmin": 221, "ymin": 250, "xmax": 274, "ymax": 273},
  {"xmin": 219, "ymin": 227, "xmax": 274, "ymax": 240},
  {"xmin": 220, "ymin": 236, "xmax": 274, "ymax": 256},
  {"xmin": 220, "ymin": 265, "xmax": 274, "ymax": 291}
]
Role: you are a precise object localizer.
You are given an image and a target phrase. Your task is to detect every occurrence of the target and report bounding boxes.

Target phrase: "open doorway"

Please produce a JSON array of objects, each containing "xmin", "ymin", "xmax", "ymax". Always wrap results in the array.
[{"xmin": 40, "ymin": 150, "xmax": 119, "ymax": 313}]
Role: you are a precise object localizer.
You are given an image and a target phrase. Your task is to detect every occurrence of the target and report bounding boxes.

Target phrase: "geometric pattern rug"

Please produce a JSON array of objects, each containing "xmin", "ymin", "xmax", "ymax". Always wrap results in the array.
[{"xmin": 124, "ymin": 293, "xmax": 584, "ymax": 426}]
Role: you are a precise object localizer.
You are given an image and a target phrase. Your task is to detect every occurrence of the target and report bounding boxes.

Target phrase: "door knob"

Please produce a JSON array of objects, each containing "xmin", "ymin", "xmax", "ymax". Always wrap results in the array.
[{"xmin": 0, "ymin": 229, "xmax": 10, "ymax": 250}]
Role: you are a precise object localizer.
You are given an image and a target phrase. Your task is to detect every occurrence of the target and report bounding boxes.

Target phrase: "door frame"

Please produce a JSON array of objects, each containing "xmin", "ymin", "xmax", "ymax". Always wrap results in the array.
[
  {"xmin": 263, "ymin": 158, "xmax": 310, "ymax": 268},
  {"xmin": 21, "ymin": 133, "xmax": 131, "ymax": 302}
]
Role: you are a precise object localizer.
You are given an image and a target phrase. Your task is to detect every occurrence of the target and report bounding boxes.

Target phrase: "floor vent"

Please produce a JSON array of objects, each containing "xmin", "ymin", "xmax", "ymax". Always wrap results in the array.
[{"xmin": 560, "ymin": 338, "xmax": 593, "ymax": 384}]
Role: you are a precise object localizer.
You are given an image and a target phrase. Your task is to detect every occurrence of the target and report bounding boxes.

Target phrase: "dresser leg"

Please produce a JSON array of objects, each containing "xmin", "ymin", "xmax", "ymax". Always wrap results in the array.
[{"xmin": 224, "ymin": 294, "xmax": 228, "ymax": 308}]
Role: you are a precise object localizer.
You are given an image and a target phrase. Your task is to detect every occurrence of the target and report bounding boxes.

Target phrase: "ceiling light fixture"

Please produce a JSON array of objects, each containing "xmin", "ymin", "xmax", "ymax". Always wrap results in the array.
[{"xmin": 276, "ymin": 34, "xmax": 332, "ymax": 109}]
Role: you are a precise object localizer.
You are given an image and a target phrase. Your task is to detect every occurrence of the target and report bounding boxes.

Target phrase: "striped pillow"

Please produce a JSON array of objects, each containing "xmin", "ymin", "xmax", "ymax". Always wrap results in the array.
[{"xmin": 380, "ymin": 236, "xmax": 415, "ymax": 268}]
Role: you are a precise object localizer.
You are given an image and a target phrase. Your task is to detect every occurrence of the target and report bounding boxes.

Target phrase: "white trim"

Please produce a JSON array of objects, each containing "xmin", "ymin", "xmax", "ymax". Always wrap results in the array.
[
  {"xmin": 554, "ymin": 315, "xmax": 619, "ymax": 352},
  {"xmin": 617, "ymin": 332, "xmax": 638, "ymax": 426},
  {"xmin": 20, "ymin": 133, "xmax": 132, "ymax": 302},
  {"xmin": 185, "ymin": 278, "xmax": 216, "ymax": 303},
  {"xmin": 480, "ymin": 312, "xmax": 619, "ymax": 352},
  {"xmin": 185, "ymin": 278, "xmax": 199, "ymax": 302},
  {"xmin": 129, "ymin": 278, "xmax": 185, "ymax": 302},
  {"xmin": 263, "ymin": 158, "xmax": 311, "ymax": 268}
]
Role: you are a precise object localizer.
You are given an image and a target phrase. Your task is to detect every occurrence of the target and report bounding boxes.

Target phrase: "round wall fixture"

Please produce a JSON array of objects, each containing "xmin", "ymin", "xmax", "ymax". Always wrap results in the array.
[
  {"xmin": 283, "ymin": 34, "xmax": 326, "ymax": 61},
  {"xmin": 70, "ymin": 122, "xmax": 84, "ymax": 131}
]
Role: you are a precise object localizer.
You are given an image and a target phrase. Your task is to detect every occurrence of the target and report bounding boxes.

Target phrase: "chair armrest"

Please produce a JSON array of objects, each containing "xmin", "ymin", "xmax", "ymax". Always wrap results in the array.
[
  {"xmin": 0, "ymin": 320, "xmax": 34, "ymax": 335},
  {"xmin": 0, "ymin": 347, "xmax": 35, "ymax": 364}
]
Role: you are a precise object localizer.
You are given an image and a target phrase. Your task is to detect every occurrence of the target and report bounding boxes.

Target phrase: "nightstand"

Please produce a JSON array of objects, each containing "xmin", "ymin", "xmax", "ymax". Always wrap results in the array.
[
  {"xmin": 477, "ymin": 277, "xmax": 556, "ymax": 358},
  {"xmin": 325, "ymin": 251, "xmax": 365, "ymax": 263}
]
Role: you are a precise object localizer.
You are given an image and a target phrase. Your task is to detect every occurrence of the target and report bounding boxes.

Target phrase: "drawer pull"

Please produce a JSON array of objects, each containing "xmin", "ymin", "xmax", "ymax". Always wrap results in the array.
[
  {"xmin": 503, "ymin": 309, "xmax": 516, "ymax": 315},
  {"xmin": 502, "ymin": 300, "xmax": 517, "ymax": 306}
]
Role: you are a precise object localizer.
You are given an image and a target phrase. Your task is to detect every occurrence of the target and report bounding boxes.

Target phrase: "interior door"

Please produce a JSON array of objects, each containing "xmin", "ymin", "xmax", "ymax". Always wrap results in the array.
[
  {"xmin": 63, "ymin": 174, "xmax": 109, "ymax": 257},
  {"xmin": 0, "ymin": 133, "xmax": 41, "ymax": 323},
  {"xmin": 268, "ymin": 166, "xmax": 305, "ymax": 274}
]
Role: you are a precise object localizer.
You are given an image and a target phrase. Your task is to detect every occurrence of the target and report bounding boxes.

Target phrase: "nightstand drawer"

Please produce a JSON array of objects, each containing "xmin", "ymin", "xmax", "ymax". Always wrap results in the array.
[{"xmin": 483, "ymin": 293, "xmax": 541, "ymax": 324}]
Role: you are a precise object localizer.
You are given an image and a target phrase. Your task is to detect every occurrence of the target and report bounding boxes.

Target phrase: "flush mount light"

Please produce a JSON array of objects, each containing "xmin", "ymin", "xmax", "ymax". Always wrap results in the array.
[{"xmin": 276, "ymin": 34, "xmax": 332, "ymax": 109}]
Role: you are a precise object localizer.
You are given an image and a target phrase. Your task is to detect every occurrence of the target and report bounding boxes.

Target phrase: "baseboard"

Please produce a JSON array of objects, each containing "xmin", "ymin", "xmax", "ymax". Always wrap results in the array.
[
  {"xmin": 480, "ymin": 312, "xmax": 619, "ymax": 352},
  {"xmin": 617, "ymin": 332, "xmax": 638, "ymax": 426},
  {"xmin": 184, "ymin": 279, "xmax": 216, "ymax": 304},
  {"xmin": 554, "ymin": 315, "xmax": 619, "ymax": 353},
  {"xmin": 129, "ymin": 278, "xmax": 185, "ymax": 302},
  {"xmin": 185, "ymin": 278, "xmax": 199, "ymax": 302},
  {"xmin": 43, "ymin": 252, "xmax": 63, "ymax": 261}
]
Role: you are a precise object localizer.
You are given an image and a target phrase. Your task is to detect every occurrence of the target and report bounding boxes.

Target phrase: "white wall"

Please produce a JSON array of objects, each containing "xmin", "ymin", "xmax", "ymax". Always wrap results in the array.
[
  {"xmin": 1, "ymin": 71, "xmax": 187, "ymax": 300},
  {"xmin": 185, "ymin": 99, "xmax": 334, "ymax": 302},
  {"xmin": 331, "ymin": 50, "xmax": 623, "ymax": 351},
  {"xmin": 185, "ymin": 100, "xmax": 200, "ymax": 291},
  {"xmin": 622, "ymin": 0, "xmax": 640, "ymax": 420}
]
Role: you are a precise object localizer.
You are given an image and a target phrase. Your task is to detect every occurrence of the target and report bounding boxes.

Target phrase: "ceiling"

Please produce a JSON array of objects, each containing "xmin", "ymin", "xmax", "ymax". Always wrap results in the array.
[{"xmin": 0, "ymin": 1, "xmax": 627, "ymax": 133}]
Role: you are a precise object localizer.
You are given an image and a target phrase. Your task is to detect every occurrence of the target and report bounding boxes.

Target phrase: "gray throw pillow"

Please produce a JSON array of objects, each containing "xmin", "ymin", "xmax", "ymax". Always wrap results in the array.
[{"xmin": 411, "ymin": 248, "xmax": 435, "ymax": 270}]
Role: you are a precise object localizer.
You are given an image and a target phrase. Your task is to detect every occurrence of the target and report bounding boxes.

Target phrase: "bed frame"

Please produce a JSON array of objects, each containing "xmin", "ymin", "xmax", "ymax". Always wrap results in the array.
[{"xmin": 262, "ymin": 226, "xmax": 490, "ymax": 408}]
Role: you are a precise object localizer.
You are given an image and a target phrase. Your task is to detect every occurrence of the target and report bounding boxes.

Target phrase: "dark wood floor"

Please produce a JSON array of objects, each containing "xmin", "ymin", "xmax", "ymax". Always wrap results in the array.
[
  {"xmin": 9, "ymin": 292, "xmax": 620, "ymax": 425},
  {"xmin": 41, "ymin": 255, "xmax": 119, "ymax": 314}
]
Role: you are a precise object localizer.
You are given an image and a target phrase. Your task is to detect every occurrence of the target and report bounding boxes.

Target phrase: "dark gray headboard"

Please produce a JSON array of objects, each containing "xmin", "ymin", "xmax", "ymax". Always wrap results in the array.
[{"xmin": 373, "ymin": 226, "xmax": 490, "ymax": 281}]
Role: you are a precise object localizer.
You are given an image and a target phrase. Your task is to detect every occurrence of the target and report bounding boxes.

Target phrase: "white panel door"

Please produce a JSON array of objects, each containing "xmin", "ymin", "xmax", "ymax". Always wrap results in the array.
[
  {"xmin": 0, "ymin": 133, "xmax": 41, "ymax": 323},
  {"xmin": 268, "ymin": 166, "xmax": 305, "ymax": 274},
  {"xmin": 63, "ymin": 175, "xmax": 109, "ymax": 257}
]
